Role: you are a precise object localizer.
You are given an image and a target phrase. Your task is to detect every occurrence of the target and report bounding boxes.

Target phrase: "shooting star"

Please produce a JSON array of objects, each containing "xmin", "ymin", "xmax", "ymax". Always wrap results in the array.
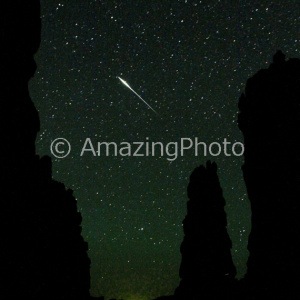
[{"xmin": 117, "ymin": 76, "xmax": 158, "ymax": 115}]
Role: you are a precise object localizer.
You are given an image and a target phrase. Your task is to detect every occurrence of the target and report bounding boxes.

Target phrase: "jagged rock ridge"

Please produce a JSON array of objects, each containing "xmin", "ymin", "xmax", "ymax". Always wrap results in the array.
[
  {"xmin": 0, "ymin": 1, "xmax": 91, "ymax": 298},
  {"xmin": 238, "ymin": 51, "xmax": 300, "ymax": 300}
]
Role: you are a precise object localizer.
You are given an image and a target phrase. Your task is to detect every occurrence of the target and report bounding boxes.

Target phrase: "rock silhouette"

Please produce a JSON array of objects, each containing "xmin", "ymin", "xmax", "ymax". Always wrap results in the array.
[
  {"xmin": 175, "ymin": 161, "xmax": 236, "ymax": 300},
  {"xmin": 2, "ymin": 1, "xmax": 300, "ymax": 299},
  {"xmin": 0, "ymin": 1, "xmax": 91, "ymax": 298},
  {"xmin": 238, "ymin": 51, "xmax": 300, "ymax": 300}
]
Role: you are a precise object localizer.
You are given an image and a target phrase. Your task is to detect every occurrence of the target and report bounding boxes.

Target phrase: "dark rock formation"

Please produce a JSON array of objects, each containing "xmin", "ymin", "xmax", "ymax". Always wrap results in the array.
[
  {"xmin": 0, "ymin": 1, "xmax": 91, "ymax": 298},
  {"xmin": 238, "ymin": 51, "xmax": 300, "ymax": 300},
  {"xmin": 175, "ymin": 161, "xmax": 236, "ymax": 300}
]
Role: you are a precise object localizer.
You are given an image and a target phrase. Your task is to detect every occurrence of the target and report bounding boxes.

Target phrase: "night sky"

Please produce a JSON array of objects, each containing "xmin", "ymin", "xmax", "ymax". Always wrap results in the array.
[{"xmin": 30, "ymin": 1, "xmax": 299, "ymax": 299}]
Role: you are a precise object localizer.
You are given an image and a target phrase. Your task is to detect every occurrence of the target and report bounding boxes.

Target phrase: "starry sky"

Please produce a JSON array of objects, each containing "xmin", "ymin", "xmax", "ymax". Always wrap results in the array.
[{"xmin": 30, "ymin": 1, "xmax": 299, "ymax": 299}]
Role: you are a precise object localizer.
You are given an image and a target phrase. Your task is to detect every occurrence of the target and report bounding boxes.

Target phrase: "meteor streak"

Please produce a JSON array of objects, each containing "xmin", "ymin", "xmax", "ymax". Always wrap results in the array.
[{"xmin": 117, "ymin": 76, "xmax": 158, "ymax": 115}]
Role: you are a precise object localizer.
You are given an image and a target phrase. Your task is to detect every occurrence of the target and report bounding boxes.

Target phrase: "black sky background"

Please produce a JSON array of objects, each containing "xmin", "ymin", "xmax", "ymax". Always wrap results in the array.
[{"xmin": 29, "ymin": 1, "xmax": 299, "ymax": 299}]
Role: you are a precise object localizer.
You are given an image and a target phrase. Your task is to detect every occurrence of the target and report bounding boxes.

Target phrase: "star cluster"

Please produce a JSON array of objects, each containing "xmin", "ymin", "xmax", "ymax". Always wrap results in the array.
[{"xmin": 30, "ymin": 1, "xmax": 299, "ymax": 299}]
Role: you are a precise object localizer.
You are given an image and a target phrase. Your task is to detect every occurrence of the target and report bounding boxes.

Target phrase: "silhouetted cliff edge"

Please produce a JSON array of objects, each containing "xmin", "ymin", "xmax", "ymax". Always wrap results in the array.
[
  {"xmin": 238, "ymin": 51, "xmax": 300, "ymax": 300},
  {"xmin": 0, "ymin": 1, "xmax": 91, "ymax": 298}
]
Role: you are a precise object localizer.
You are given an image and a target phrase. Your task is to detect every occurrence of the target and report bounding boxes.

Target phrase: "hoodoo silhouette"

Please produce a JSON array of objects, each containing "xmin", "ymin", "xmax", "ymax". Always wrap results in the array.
[
  {"xmin": 238, "ymin": 51, "xmax": 300, "ymax": 300},
  {"xmin": 175, "ymin": 161, "xmax": 236, "ymax": 300},
  {"xmin": 172, "ymin": 52, "xmax": 300, "ymax": 300},
  {"xmin": 1, "ymin": 1, "xmax": 300, "ymax": 299},
  {"xmin": 0, "ymin": 1, "xmax": 91, "ymax": 298}
]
